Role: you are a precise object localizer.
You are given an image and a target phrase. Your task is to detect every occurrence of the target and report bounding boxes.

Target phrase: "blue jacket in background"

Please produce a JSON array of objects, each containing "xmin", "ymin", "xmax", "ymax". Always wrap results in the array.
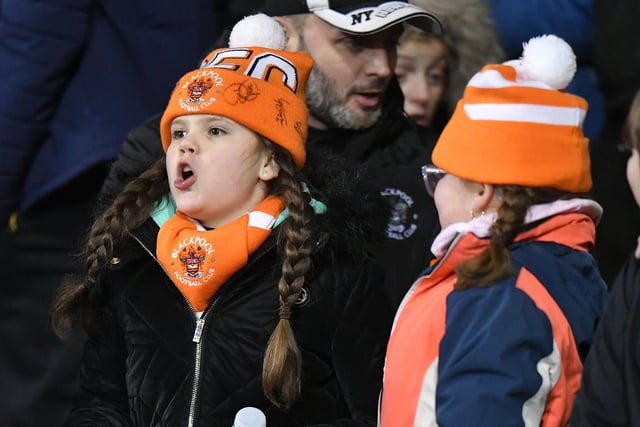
[
  {"xmin": 0, "ymin": 0, "xmax": 220, "ymax": 224},
  {"xmin": 482, "ymin": 0, "xmax": 605, "ymax": 143}
]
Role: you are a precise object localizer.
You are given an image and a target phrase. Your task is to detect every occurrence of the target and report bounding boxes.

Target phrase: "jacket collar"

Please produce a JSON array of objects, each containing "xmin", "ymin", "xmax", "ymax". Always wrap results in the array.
[
  {"xmin": 426, "ymin": 199, "xmax": 602, "ymax": 283},
  {"xmin": 431, "ymin": 198, "xmax": 602, "ymax": 258}
]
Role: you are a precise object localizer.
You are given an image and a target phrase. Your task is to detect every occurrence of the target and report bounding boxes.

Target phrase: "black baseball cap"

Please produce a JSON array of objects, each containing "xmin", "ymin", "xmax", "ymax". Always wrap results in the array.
[{"xmin": 264, "ymin": 0, "xmax": 443, "ymax": 36}]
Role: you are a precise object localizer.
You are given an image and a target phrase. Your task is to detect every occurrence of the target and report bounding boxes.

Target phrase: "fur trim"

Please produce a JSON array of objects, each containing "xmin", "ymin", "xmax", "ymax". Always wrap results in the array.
[{"xmin": 304, "ymin": 152, "xmax": 389, "ymax": 260}]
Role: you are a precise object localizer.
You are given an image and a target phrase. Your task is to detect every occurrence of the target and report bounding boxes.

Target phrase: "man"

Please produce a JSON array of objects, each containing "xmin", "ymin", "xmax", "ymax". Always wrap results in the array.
[
  {"xmin": 268, "ymin": 1, "xmax": 443, "ymax": 305},
  {"xmin": 101, "ymin": 0, "xmax": 443, "ymax": 307}
]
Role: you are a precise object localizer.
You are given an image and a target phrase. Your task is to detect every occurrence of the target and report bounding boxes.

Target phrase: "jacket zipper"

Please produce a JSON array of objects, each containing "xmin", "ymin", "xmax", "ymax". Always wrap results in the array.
[
  {"xmin": 188, "ymin": 314, "xmax": 206, "ymax": 427},
  {"xmin": 187, "ymin": 298, "xmax": 223, "ymax": 427},
  {"xmin": 131, "ymin": 232, "xmax": 221, "ymax": 427}
]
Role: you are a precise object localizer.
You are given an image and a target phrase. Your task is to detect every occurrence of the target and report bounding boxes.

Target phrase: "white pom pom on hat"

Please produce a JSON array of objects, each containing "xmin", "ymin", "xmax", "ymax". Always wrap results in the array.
[
  {"xmin": 509, "ymin": 34, "xmax": 577, "ymax": 90},
  {"xmin": 432, "ymin": 33, "xmax": 591, "ymax": 193},
  {"xmin": 228, "ymin": 13, "xmax": 286, "ymax": 50}
]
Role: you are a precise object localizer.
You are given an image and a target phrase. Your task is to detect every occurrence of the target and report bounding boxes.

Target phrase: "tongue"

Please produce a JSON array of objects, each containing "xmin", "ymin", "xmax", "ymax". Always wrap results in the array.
[{"xmin": 174, "ymin": 175, "xmax": 196, "ymax": 190}]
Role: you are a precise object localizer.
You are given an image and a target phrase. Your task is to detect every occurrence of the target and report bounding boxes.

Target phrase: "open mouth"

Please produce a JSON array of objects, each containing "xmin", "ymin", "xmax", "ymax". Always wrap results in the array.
[
  {"xmin": 353, "ymin": 92, "xmax": 383, "ymax": 108},
  {"xmin": 182, "ymin": 165, "xmax": 194, "ymax": 180},
  {"xmin": 174, "ymin": 163, "xmax": 196, "ymax": 190}
]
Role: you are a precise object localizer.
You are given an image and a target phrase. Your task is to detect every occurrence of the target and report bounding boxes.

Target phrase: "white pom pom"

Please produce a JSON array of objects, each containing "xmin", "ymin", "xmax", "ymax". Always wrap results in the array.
[
  {"xmin": 228, "ymin": 13, "xmax": 286, "ymax": 50},
  {"xmin": 514, "ymin": 34, "xmax": 577, "ymax": 90}
]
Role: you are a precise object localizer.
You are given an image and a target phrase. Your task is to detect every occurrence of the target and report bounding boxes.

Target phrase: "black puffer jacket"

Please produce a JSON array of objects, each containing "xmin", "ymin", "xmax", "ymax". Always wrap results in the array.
[{"xmin": 67, "ymin": 182, "xmax": 392, "ymax": 426}]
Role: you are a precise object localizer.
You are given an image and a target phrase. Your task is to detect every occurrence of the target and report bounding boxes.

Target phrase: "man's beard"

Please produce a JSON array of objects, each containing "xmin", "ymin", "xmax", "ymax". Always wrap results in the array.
[{"xmin": 305, "ymin": 64, "xmax": 384, "ymax": 130}]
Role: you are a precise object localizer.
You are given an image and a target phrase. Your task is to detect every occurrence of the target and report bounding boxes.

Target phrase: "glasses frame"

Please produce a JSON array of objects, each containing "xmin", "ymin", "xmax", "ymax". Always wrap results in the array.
[{"xmin": 421, "ymin": 164, "xmax": 447, "ymax": 197}]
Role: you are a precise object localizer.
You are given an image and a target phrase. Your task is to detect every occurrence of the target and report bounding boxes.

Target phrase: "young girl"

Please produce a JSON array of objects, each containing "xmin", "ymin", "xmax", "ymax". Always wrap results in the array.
[
  {"xmin": 380, "ymin": 35, "xmax": 608, "ymax": 426},
  {"xmin": 52, "ymin": 15, "xmax": 391, "ymax": 426}
]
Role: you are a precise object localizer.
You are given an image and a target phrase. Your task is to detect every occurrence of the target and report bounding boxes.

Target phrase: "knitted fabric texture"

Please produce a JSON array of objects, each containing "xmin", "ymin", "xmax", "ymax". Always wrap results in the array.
[
  {"xmin": 156, "ymin": 196, "xmax": 285, "ymax": 312},
  {"xmin": 432, "ymin": 35, "xmax": 591, "ymax": 192},
  {"xmin": 160, "ymin": 47, "xmax": 313, "ymax": 169}
]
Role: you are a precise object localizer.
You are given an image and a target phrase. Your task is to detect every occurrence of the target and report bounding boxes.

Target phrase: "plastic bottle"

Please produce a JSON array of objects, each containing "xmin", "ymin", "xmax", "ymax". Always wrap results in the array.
[{"xmin": 232, "ymin": 406, "xmax": 267, "ymax": 427}]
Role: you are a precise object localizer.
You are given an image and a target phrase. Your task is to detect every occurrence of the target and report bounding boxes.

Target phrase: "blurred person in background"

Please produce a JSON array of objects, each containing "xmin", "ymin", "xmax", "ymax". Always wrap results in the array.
[
  {"xmin": 0, "ymin": 1, "xmax": 220, "ymax": 425},
  {"xmin": 397, "ymin": 0, "xmax": 505, "ymax": 145}
]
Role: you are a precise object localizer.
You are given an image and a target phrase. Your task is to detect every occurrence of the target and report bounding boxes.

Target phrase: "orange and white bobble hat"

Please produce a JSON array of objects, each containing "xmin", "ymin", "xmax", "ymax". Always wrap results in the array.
[
  {"xmin": 432, "ymin": 34, "xmax": 592, "ymax": 192},
  {"xmin": 160, "ymin": 14, "xmax": 313, "ymax": 169}
]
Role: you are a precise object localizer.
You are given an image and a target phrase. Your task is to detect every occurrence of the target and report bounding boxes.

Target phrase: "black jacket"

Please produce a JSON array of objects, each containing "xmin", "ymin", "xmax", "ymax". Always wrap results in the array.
[
  {"xmin": 99, "ymin": 79, "xmax": 440, "ymax": 309},
  {"xmin": 67, "ymin": 183, "xmax": 392, "ymax": 426},
  {"xmin": 570, "ymin": 253, "xmax": 640, "ymax": 426},
  {"xmin": 303, "ymin": 81, "xmax": 440, "ymax": 306}
]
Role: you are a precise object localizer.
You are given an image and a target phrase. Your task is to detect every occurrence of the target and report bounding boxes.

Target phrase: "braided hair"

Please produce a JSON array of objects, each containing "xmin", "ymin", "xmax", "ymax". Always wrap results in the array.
[
  {"xmin": 261, "ymin": 143, "xmax": 317, "ymax": 408},
  {"xmin": 52, "ymin": 158, "xmax": 168, "ymax": 336},
  {"xmin": 454, "ymin": 185, "xmax": 572, "ymax": 290}
]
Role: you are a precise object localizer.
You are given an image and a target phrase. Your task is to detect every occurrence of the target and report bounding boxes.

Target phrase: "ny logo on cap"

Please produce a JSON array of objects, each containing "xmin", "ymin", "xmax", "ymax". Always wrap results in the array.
[{"xmin": 351, "ymin": 10, "xmax": 373, "ymax": 25}]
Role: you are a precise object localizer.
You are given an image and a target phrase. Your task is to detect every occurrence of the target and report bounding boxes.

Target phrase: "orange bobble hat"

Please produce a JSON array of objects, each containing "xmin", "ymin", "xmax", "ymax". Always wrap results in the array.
[
  {"xmin": 432, "ymin": 34, "xmax": 592, "ymax": 192},
  {"xmin": 159, "ymin": 14, "xmax": 313, "ymax": 169}
]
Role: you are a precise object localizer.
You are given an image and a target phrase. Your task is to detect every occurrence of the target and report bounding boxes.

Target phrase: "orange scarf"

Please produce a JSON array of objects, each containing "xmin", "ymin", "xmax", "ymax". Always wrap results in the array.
[{"xmin": 156, "ymin": 196, "xmax": 285, "ymax": 311}]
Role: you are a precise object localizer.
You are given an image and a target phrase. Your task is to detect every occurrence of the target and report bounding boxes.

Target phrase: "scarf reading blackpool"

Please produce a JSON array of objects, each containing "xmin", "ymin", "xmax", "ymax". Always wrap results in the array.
[{"xmin": 156, "ymin": 196, "xmax": 285, "ymax": 311}]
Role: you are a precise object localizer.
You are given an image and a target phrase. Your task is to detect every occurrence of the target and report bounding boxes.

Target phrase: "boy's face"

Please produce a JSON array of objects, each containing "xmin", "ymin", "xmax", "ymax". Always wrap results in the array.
[{"xmin": 295, "ymin": 15, "xmax": 402, "ymax": 130}]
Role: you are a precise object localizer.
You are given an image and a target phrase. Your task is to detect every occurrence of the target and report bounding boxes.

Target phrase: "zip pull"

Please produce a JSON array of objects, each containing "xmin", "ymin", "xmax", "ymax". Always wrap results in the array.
[{"xmin": 192, "ymin": 318, "xmax": 205, "ymax": 343}]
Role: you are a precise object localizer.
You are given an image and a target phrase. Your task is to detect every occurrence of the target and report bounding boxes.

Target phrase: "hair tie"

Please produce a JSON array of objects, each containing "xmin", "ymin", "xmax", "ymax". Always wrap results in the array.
[{"xmin": 279, "ymin": 305, "xmax": 292, "ymax": 320}]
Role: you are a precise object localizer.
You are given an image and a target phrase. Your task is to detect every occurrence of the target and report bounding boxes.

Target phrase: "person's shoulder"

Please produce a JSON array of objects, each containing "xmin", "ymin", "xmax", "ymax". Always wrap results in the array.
[{"xmin": 612, "ymin": 253, "xmax": 640, "ymax": 301}]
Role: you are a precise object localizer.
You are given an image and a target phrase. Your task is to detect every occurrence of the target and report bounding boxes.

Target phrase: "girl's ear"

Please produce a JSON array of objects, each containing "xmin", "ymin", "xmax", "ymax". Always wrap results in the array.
[
  {"xmin": 259, "ymin": 151, "xmax": 280, "ymax": 182},
  {"xmin": 471, "ymin": 183, "xmax": 498, "ymax": 214}
]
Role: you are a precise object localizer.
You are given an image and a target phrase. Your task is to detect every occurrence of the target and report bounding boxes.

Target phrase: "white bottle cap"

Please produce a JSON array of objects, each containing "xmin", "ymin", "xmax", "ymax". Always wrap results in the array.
[{"xmin": 233, "ymin": 406, "xmax": 267, "ymax": 427}]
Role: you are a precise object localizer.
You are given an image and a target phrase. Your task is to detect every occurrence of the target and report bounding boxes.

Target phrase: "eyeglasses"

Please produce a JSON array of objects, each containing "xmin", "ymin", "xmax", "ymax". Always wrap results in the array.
[{"xmin": 421, "ymin": 164, "xmax": 447, "ymax": 197}]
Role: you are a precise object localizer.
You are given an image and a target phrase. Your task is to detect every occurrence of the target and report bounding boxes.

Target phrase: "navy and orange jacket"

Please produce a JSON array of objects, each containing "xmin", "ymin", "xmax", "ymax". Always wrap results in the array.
[{"xmin": 380, "ymin": 204, "xmax": 608, "ymax": 427}]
